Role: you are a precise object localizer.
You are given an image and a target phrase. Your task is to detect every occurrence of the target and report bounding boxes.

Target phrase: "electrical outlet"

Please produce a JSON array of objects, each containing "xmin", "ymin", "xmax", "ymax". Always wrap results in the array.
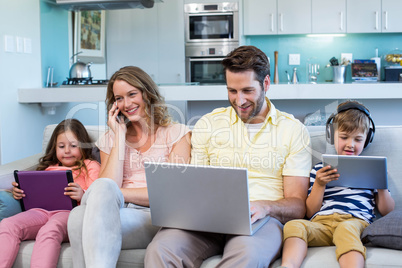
[{"xmin": 289, "ymin": 54, "xmax": 300, "ymax": 65}]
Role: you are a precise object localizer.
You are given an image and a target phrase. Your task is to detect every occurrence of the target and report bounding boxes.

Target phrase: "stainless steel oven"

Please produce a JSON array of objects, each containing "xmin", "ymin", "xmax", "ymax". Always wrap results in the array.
[
  {"xmin": 184, "ymin": 2, "xmax": 239, "ymax": 44},
  {"xmin": 186, "ymin": 43, "xmax": 238, "ymax": 85},
  {"xmin": 185, "ymin": 2, "xmax": 239, "ymax": 84}
]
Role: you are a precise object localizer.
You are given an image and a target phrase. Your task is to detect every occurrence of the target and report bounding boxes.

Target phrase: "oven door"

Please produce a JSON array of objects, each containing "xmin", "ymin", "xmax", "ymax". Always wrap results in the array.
[
  {"xmin": 186, "ymin": 13, "xmax": 238, "ymax": 43},
  {"xmin": 187, "ymin": 57, "xmax": 226, "ymax": 85}
]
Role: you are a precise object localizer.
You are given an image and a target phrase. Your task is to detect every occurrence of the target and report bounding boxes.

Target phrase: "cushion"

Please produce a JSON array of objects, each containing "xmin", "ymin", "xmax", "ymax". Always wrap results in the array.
[
  {"xmin": 361, "ymin": 209, "xmax": 402, "ymax": 250},
  {"xmin": 0, "ymin": 190, "xmax": 22, "ymax": 221}
]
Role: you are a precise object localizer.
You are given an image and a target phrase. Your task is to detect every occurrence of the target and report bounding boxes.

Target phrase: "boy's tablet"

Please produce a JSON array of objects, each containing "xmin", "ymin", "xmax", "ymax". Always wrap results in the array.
[
  {"xmin": 321, "ymin": 154, "xmax": 388, "ymax": 189},
  {"xmin": 13, "ymin": 170, "xmax": 78, "ymax": 211}
]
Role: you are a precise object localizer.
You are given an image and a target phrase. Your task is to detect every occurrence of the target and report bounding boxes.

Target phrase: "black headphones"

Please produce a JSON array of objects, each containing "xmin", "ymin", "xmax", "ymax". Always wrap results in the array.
[{"xmin": 326, "ymin": 102, "xmax": 375, "ymax": 148}]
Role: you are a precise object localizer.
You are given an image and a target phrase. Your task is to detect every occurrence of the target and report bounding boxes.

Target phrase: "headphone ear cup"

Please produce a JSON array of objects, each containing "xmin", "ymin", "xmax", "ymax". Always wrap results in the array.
[
  {"xmin": 326, "ymin": 123, "xmax": 334, "ymax": 145},
  {"xmin": 364, "ymin": 128, "xmax": 374, "ymax": 148}
]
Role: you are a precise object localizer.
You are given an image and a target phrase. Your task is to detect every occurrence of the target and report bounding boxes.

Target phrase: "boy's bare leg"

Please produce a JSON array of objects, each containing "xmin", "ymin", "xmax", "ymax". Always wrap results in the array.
[
  {"xmin": 339, "ymin": 251, "xmax": 364, "ymax": 268},
  {"xmin": 281, "ymin": 237, "xmax": 307, "ymax": 268}
]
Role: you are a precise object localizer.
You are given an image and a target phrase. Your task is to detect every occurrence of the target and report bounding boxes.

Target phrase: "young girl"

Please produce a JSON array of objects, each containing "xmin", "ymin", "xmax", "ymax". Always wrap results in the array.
[{"xmin": 0, "ymin": 119, "xmax": 100, "ymax": 268}]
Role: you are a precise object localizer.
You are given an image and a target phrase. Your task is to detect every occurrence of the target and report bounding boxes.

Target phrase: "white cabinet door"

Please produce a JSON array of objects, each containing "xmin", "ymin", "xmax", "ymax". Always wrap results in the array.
[
  {"xmin": 157, "ymin": 0, "xmax": 185, "ymax": 84},
  {"xmin": 106, "ymin": 1, "xmax": 185, "ymax": 84},
  {"xmin": 347, "ymin": 0, "xmax": 381, "ymax": 33},
  {"xmin": 382, "ymin": 0, "xmax": 402, "ymax": 33},
  {"xmin": 312, "ymin": 0, "xmax": 346, "ymax": 33},
  {"xmin": 277, "ymin": 0, "xmax": 311, "ymax": 35},
  {"xmin": 243, "ymin": 0, "xmax": 277, "ymax": 35},
  {"xmin": 106, "ymin": 9, "xmax": 159, "ymax": 80}
]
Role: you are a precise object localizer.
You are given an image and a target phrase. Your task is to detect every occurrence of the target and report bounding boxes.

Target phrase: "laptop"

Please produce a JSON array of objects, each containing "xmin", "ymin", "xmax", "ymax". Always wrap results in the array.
[
  {"xmin": 13, "ymin": 170, "xmax": 78, "ymax": 211},
  {"xmin": 321, "ymin": 154, "xmax": 388, "ymax": 189},
  {"xmin": 144, "ymin": 162, "xmax": 271, "ymax": 236}
]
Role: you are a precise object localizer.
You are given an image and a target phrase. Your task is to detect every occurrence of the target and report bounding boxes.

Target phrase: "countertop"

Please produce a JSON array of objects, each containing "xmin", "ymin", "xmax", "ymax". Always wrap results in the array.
[{"xmin": 18, "ymin": 82, "xmax": 402, "ymax": 103}]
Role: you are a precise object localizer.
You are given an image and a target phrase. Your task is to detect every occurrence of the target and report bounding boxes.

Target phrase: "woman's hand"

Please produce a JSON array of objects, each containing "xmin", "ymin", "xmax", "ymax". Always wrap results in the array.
[
  {"xmin": 107, "ymin": 102, "xmax": 127, "ymax": 135},
  {"xmin": 65, "ymin": 182, "xmax": 85, "ymax": 202},
  {"xmin": 314, "ymin": 165, "xmax": 340, "ymax": 187},
  {"xmin": 12, "ymin": 181, "xmax": 25, "ymax": 200}
]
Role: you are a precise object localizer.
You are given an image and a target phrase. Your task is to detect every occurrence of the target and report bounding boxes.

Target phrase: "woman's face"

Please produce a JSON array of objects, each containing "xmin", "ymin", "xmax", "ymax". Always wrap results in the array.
[{"xmin": 113, "ymin": 80, "xmax": 147, "ymax": 122}]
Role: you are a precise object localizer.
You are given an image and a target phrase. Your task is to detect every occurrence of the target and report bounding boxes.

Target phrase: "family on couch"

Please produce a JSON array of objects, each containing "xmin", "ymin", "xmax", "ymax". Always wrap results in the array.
[{"xmin": 0, "ymin": 45, "xmax": 395, "ymax": 268}]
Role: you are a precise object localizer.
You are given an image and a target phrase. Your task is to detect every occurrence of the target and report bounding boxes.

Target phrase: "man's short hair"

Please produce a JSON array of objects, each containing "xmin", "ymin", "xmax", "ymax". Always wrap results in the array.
[{"xmin": 222, "ymin": 46, "xmax": 270, "ymax": 89}]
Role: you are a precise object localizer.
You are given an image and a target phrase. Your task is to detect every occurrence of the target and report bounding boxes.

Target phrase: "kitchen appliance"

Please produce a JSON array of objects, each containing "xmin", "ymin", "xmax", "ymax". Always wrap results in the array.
[
  {"xmin": 185, "ymin": 43, "xmax": 238, "ymax": 84},
  {"xmin": 384, "ymin": 66, "xmax": 402, "ymax": 81},
  {"xmin": 184, "ymin": 2, "xmax": 239, "ymax": 44},
  {"xmin": 61, "ymin": 78, "xmax": 109, "ymax": 86},
  {"xmin": 184, "ymin": 2, "xmax": 239, "ymax": 84},
  {"xmin": 52, "ymin": 0, "xmax": 162, "ymax": 10}
]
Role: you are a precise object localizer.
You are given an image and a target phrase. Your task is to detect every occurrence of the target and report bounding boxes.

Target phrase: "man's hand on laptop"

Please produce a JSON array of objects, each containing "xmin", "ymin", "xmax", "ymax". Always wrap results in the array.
[{"xmin": 250, "ymin": 201, "xmax": 268, "ymax": 224}]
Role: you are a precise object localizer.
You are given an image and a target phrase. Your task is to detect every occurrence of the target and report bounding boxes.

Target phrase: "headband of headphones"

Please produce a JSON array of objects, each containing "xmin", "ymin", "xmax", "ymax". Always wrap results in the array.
[{"xmin": 326, "ymin": 102, "xmax": 375, "ymax": 148}]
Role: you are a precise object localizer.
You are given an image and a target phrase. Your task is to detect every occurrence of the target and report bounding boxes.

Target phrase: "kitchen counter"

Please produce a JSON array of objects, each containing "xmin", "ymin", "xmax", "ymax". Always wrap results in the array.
[{"xmin": 18, "ymin": 82, "xmax": 402, "ymax": 103}]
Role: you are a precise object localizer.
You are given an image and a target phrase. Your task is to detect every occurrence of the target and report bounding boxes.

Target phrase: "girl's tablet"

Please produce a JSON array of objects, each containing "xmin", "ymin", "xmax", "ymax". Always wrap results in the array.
[{"xmin": 13, "ymin": 170, "xmax": 78, "ymax": 211}]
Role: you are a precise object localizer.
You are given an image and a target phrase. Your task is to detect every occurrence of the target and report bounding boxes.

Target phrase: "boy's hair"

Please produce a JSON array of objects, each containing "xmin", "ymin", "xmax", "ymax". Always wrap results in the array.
[
  {"xmin": 37, "ymin": 119, "xmax": 94, "ymax": 174},
  {"xmin": 333, "ymin": 100, "xmax": 370, "ymax": 135},
  {"xmin": 222, "ymin": 45, "xmax": 270, "ymax": 89},
  {"xmin": 105, "ymin": 66, "xmax": 172, "ymax": 127}
]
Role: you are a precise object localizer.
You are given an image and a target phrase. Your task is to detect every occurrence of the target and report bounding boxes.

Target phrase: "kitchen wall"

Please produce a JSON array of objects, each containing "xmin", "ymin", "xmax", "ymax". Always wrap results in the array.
[
  {"xmin": 0, "ymin": 0, "xmax": 53, "ymax": 164},
  {"xmin": 245, "ymin": 33, "xmax": 402, "ymax": 83}
]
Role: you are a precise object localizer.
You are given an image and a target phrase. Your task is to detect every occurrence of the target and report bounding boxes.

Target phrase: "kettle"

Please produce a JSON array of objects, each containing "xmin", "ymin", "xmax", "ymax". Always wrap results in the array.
[{"xmin": 69, "ymin": 60, "xmax": 92, "ymax": 79}]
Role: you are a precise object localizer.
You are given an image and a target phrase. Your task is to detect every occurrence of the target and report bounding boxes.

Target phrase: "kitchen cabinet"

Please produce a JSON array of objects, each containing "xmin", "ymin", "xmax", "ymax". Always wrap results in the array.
[
  {"xmin": 382, "ymin": 0, "xmax": 402, "ymax": 33},
  {"xmin": 312, "ymin": 0, "xmax": 346, "ymax": 34},
  {"xmin": 277, "ymin": 0, "xmax": 311, "ymax": 35},
  {"xmin": 243, "ymin": 0, "xmax": 311, "ymax": 35},
  {"xmin": 106, "ymin": 0, "xmax": 185, "ymax": 84},
  {"xmin": 347, "ymin": 0, "xmax": 381, "ymax": 33},
  {"xmin": 243, "ymin": 0, "xmax": 277, "ymax": 35}
]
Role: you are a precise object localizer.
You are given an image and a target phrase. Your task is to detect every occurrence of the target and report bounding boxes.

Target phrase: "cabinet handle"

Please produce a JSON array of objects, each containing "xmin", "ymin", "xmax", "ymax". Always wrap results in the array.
[
  {"xmin": 279, "ymin": 13, "xmax": 283, "ymax": 32},
  {"xmin": 270, "ymin": 13, "xmax": 274, "ymax": 32},
  {"xmin": 375, "ymin": 11, "xmax": 378, "ymax": 30},
  {"xmin": 339, "ymin": 12, "xmax": 344, "ymax": 31},
  {"xmin": 384, "ymin": 11, "xmax": 388, "ymax": 30}
]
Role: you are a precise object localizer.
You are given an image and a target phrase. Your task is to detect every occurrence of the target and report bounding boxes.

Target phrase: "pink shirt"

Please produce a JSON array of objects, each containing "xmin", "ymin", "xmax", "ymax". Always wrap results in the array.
[
  {"xmin": 96, "ymin": 123, "xmax": 190, "ymax": 189},
  {"xmin": 45, "ymin": 159, "xmax": 100, "ymax": 191}
]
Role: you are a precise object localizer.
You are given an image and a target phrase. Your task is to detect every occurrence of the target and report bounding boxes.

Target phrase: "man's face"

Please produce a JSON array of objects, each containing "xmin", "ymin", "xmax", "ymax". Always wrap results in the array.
[{"xmin": 226, "ymin": 70, "xmax": 269, "ymax": 124}]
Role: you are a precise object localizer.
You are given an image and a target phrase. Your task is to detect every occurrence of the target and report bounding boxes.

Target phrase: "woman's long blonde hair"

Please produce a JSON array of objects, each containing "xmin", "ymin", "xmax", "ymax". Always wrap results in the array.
[{"xmin": 106, "ymin": 66, "xmax": 172, "ymax": 127}]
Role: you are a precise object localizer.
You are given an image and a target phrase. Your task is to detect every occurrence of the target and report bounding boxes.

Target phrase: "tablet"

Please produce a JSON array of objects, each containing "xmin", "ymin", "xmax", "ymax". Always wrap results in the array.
[
  {"xmin": 321, "ymin": 154, "xmax": 388, "ymax": 189},
  {"xmin": 14, "ymin": 170, "xmax": 78, "ymax": 211}
]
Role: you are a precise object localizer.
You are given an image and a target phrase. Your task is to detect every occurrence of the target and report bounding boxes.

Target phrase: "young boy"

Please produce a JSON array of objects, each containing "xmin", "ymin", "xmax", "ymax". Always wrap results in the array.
[{"xmin": 280, "ymin": 100, "xmax": 395, "ymax": 268}]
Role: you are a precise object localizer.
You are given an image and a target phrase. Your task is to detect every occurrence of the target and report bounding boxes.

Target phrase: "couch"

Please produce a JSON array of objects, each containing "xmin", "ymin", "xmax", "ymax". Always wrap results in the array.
[{"xmin": 0, "ymin": 124, "xmax": 401, "ymax": 268}]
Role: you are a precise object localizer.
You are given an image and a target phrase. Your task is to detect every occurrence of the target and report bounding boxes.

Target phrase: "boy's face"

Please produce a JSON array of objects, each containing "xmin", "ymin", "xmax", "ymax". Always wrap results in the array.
[{"xmin": 334, "ymin": 129, "xmax": 366, "ymax": 156}]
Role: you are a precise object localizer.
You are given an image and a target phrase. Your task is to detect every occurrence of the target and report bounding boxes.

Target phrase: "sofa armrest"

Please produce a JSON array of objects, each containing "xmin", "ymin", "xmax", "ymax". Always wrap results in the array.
[{"xmin": 0, "ymin": 153, "xmax": 42, "ymax": 190}]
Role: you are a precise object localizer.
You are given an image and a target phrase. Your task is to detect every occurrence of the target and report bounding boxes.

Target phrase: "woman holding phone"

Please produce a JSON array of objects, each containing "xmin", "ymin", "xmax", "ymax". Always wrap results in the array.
[{"xmin": 67, "ymin": 66, "xmax": 191, "ymax": 268}]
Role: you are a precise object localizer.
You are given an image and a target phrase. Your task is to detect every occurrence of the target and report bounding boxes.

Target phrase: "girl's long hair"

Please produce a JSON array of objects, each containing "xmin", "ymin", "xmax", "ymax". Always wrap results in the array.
[{"xmin": 37, "ymin": 119, "xmax": 94, "ymax": 176}]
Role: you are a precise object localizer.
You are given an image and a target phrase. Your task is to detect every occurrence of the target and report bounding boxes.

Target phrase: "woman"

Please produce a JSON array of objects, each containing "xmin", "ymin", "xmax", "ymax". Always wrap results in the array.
[{"xmin": 67, "ymin": 66, "xmax": 191, "ymax": 268}]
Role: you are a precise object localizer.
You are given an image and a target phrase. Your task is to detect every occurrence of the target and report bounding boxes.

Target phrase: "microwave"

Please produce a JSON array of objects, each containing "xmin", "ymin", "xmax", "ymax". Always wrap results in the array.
[{"xmin": 184, "ymin": 2, "xmax": 239, "ymax": 44}]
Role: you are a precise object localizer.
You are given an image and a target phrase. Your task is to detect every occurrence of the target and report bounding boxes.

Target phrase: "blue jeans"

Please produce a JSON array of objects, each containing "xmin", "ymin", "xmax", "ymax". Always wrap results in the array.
[{"xmin": 67, "ymin": 178, "xmax": 160, "ymax": 268}]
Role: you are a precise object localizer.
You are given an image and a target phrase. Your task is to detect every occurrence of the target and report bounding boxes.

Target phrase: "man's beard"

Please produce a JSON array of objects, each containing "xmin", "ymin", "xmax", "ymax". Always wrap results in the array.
[{"xmin": 232, "ymin": 91, "xmax": 265, "ymax": 123}]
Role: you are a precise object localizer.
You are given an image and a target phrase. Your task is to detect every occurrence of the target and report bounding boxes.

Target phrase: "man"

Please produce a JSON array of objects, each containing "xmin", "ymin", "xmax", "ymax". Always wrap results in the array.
[{"xmin": 145, "ymin": 45, "xmax": 312, "ymax": 267}]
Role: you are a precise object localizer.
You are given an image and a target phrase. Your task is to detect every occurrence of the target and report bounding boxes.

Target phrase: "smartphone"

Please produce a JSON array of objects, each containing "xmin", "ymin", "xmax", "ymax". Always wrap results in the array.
[{"xmin": 116, "ymin": 111, "xmax": 123, "ymax": 123}]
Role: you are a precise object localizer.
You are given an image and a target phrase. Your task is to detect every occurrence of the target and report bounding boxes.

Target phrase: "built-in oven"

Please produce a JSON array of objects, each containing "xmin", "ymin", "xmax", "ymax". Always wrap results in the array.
[
  {"xmin": 185, "ymin": 2, "xmax": 239, "ymax": 84},
  {"xmin": 186, "ymin": 43, "xmax": 238, "ymax": 85},
  {"xmin": 184, "ymin": 2, "xmax": 239, "ymax": 44}
]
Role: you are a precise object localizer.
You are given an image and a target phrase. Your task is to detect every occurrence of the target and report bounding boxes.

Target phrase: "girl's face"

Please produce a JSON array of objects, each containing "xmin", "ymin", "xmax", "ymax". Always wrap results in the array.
[
  {"xmin": 113, "ymin": 80, "xmax": 147, "ymax": 122},
  {"xmin": 56, "ymin": 130, "xmax": 82, "ymax": 167}
]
